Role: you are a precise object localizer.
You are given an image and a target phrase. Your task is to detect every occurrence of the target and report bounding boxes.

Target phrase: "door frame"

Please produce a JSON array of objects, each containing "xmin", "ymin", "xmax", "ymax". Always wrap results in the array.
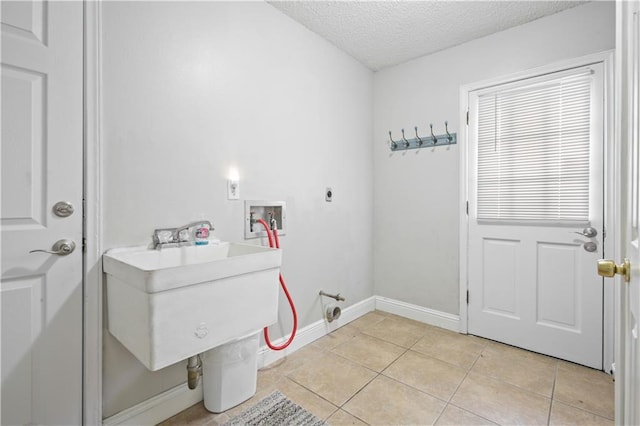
[
  {"xmin": 84, "ymin": 0, "xmax": 103, "ymax": 423},
  {"xmin": 458, "ymin": 50, "xmax": 617, "ymax": 372}
]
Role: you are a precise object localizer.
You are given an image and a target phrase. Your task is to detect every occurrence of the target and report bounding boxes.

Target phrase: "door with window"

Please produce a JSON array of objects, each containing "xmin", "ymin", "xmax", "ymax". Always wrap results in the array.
[
  {"xmin": 467, "ymin": 63, "xmax": 605, "ymax": 369},
  {"xmin": 1, "ymin": 1, "xmax": 84, "ymax": 424}
]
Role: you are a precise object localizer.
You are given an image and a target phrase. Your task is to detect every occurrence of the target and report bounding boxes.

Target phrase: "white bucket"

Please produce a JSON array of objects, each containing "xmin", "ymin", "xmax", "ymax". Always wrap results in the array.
[{"xmin": 202, "ymin": 331, "xmax": 260, "ymax": 413}]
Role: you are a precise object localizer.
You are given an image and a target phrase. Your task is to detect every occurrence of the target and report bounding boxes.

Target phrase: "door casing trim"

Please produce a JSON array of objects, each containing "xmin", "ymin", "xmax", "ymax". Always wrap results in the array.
[
  {"xmin": 458, "ymin": 50, "xmax": 616, "ymax": 372},
  {"xmin": 84, "ymin": 0, "xmax": 103, "ymax": 423}
]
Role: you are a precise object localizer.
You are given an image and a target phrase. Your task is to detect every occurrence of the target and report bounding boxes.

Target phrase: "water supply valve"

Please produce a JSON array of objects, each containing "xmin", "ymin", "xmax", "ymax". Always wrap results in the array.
[{"xmin": 244, "ymin": 201, "xmax": 286, "ymax": 240}]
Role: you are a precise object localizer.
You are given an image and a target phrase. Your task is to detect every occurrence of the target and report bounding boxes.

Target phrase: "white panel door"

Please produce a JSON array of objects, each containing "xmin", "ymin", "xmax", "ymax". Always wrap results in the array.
[
  {"xmin": 626, "ymin": 4, "xmax": 640, "ymax": 422},
  {"xmin": 467, "ymin": 64, "xmax": 605, "ymax": 369},
  {"xmin": 1, "ymin": 1, "xmax": 83, "ymax": 424},
  {"xmin": 615, "ymin": 1, "xmax": 640, "ymax": 423}
]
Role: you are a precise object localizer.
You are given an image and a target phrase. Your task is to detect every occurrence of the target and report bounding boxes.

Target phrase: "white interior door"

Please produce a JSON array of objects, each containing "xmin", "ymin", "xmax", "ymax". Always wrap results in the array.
[
  {"xmin": 626, "ymin": 4, "xmax": 640, "ymax": 423},
  {"xmin": 1, "ymin": 1, "xmax": 84, "ymax": 424},
  {"xmin": 467, "ymin": 63, "xmax": 605, "ymax": 369},
  {"xmin": 613, "ymin": 1, "xmax": 640, "ymax": 423}
]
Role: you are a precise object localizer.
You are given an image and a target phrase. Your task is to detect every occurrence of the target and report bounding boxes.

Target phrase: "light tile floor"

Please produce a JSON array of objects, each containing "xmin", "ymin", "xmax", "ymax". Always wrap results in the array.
[{"xmin": 160, "ymin": 311, "xmax": 614, "ymax": 425}]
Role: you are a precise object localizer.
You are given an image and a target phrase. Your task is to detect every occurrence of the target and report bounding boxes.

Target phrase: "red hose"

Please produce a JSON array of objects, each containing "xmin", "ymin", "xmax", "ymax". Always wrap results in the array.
[{"xmin": 256, "ymin": 219, "xmax": 297, "ymax": 351}]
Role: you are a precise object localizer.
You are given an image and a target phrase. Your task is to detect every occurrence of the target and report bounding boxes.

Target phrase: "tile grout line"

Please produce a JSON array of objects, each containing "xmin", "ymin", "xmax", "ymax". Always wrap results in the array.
[
  {"xmin": 461, "ymin": 357, "xmax": 559, "ymax": 400},
  {"xmin": 445, "ymin": 402, "xmax": 500, "ymax": 426},
  {"xmin": 308, "ymin": 315, "xmax": 406, "ymax": 425},
  {"xmin": 337, "ymin": 371, "xmax": 378, "ymax": 425},
  {"xmin": 447, "ymin": 341, "xmax": 485, "ymax": 402},
  {"xmin": 430, "ymin": 403, "xmax": 449, "ymax": 426},
  {"xmin": 429, "ymin": 342, "xmax": 486, "ymax": 425},
  {"xmin": 271, "ymin": 341, "xmax": 350, "ymax": 422},
  {"xmin": 432, "ymin": 341, "xmax": 497, "ymax": 424},
  {"xmin": 546, "ymin": 362, "xmax": 559, "ymax": 425},
  {"xmin": 279, "ymin": 376, "xmax": 340, "ymax": 421},
  {"xmin": 551, "ymin": 400, "xmax": 616, "ymax": 423},
  {"xmin": 371, "ymin": 323, "xmax": 480, "ymax": 424},
  {"xmin": 385, "ymin": 334, "xmax": 452, "ymax": 425},
  {"xmin": 381, "ymin": 330, "xmax": 466, "ymax": 425},
  {"xmin": 551, "ymin": 365, "xmax": 616, "ymax": 421},
  {"xmin": 333, "ymin": 318, "xmax": 429, "ymax": 425},
  {"xmin": 336, "ymin": 344, "xmax": 413, "ymax": 423}
]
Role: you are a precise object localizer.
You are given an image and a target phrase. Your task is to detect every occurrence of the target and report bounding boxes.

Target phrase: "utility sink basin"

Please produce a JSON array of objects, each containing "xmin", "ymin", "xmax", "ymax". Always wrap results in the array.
[{"xmin": 103, "ymin": 242, "xmax": 281, "ymax": 371}]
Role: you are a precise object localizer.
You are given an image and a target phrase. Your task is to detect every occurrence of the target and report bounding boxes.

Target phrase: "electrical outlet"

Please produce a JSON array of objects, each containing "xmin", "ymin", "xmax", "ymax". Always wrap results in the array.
[{"xmin": 227, "ymin": 179, "xmax": 239, "ymax": 200}]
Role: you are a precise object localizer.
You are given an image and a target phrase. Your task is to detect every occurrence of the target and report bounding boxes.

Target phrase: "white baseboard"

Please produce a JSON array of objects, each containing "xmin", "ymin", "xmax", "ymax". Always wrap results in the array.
[
  {"xmin": 102, "ymin": 383, "xmax": 203, "ymax": 426},
  {"xmin": 375, "ymin": 296, "xmax": 460, "ymax": 332},
  {"xmin": 101, "ymin": 295, "xmax": 460, "ymax": 425}
]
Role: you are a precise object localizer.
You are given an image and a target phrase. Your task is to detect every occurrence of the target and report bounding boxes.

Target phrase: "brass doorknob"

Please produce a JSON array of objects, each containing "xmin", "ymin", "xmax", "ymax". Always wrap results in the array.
[{"xmin": 597, "ymin": 258, "xmax": 630, "ymax": 282}]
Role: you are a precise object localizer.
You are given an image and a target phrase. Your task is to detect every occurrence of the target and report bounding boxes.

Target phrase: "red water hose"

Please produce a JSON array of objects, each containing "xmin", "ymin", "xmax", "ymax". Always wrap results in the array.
[{"xmin": 256, "ymin": 219, "xmax": 297, "ymax": 350}]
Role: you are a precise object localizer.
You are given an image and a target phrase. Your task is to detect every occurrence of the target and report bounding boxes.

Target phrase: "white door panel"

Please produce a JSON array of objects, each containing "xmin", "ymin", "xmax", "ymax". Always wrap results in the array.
[
  {"xmin": 536, "ymin": 241, "xmax": 585, "ymax": 331},
  {"xmin": 478, "ymin": 237, "xmax": 520, "ymax": 319},
  {"xmin": 1, "ymin": 1, "xmax": 83, "ymax": 424},
  {"xmin": 468, "ymin": 63, "xmax": 605, "ymax": 369},
  {"xmin": 628, "ymin": 6, "xmax": 640, "ymax": 423},
  {"xmin": 471, "ymin": 226, "xmax": 603, "ymax": 367},
  {"xmin": 616, "ymin": 2, "xmax": 640, "ymax": 423}
]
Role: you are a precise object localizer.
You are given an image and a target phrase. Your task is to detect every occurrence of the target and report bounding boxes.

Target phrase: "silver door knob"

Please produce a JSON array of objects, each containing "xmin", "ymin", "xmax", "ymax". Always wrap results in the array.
[
  {"xmin": 574, "ymin": 227, "xmax": 598, "ymax": 238},
  {"xmin": 29, "ymin": 239, "xmax": 76, "ymax": 256}
]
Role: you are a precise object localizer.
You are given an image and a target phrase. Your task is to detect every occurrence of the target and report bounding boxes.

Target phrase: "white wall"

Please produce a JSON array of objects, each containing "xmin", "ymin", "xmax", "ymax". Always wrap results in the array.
[
  {"xmin": 373, "ymin": 2, "xmax": 615, "ymax": 315},
  {"xmin": 100, "ymin": 1, "xmax": 373, "ymax": 417}
]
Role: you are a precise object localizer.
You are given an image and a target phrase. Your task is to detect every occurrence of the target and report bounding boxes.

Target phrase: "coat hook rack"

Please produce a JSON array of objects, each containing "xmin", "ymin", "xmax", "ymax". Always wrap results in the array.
[
  {"xmin": 388, "ymin": 121, "xmax": 457, "ymax": 152},
  {"xmin": 388, "ymin": 131, "xmax": 398, "ymax": 150},
  {"xmin": 401, "ymin": 129, "xmax": 410, "ymax": 148},
  {"xmin": 445, "ymin": 121, "xmax": 453, "ymax": 143},
  {"xmin": 414, "ymin": 126, "xmax": 423, "ymax": 147}
]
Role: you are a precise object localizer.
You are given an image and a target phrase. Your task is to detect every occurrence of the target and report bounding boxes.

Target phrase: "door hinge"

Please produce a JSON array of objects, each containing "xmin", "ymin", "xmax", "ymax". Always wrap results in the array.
[
  {"xmin": 466, "ymin": 201, "xmax": 469, "ymax": 215},
  {"xmin": 82, "ymin": 237, "xmax": 87, "ymax": 253},
  {"xmin": 466, "ymin": 110, "xmax": 469, "ymax": 125},
  {"xmin": 466, "ymin": 290, "xmax": 469, "ymax": 304}
]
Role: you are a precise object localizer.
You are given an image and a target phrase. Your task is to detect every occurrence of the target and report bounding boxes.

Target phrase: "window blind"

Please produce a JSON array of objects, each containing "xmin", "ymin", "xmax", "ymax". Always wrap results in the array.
[{"xmin": 476, "ymin": 71, "xmax": 593, "ymax": 221}]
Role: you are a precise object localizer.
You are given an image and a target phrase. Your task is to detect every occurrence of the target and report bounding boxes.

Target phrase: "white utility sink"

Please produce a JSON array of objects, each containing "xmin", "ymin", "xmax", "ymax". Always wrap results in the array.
[{"xmin": 103, "ymin": 242, "xmax": 281, "ymax": 371}]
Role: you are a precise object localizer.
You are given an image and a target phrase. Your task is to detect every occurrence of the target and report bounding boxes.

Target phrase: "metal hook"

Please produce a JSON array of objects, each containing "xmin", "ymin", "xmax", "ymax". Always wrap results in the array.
[
  {"xmin": 430, "ymin": 124, "xmax": 438, "ymax": 144},
  {"xmin": 388, "ymin": 131, "xmax": 398, "ymax": 150},
  {"xmin": 445, "ymin": 121, "xmax": 453, "ymax": 142},
  {"xmin": 414, "ymin": 126, "xmax": 423, "ymax": 147},
  {"xmin": 401, "ymin": 129, "xmax": 410, "ymax": 148}
]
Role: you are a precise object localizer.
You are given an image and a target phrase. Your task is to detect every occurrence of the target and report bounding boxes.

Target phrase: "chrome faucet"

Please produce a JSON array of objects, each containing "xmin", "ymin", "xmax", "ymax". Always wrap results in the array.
[
  {"xmin": 173, "ymin": 220, "xmax": 214, "ymax": 242},
  {"xmin": 153, "ymin": 220, "xmax": 214, "ymax": 249}
]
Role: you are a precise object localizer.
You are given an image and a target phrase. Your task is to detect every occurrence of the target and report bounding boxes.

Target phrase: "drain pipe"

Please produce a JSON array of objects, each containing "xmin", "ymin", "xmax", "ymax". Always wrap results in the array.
[
  {"xmin": 320, "ymin": 291, "xmax": 345, "ymax": 323},
  {"xmin": 187, "ymin": 355, "xmax": 202, "ymax": 390}
]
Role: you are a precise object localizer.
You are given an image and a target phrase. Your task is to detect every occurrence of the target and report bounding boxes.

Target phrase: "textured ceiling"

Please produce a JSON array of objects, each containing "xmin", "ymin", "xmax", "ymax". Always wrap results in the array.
[{"xmin": 268, "ymin": 1, "xmax": 586, "ymax": 71}]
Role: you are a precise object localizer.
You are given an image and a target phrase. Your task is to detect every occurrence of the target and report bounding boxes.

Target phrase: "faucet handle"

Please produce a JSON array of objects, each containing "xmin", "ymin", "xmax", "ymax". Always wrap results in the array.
[
  {"xmin": 176, "ymin": 229, "xmax": 190, "ymax": 242},
  {"xmin": 153, "ymin": 228, "xmax": 177, "ymax": 247},
  {"xmin": 155, "ymin": 230, "xmax": 173, "ymax": 244}
]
